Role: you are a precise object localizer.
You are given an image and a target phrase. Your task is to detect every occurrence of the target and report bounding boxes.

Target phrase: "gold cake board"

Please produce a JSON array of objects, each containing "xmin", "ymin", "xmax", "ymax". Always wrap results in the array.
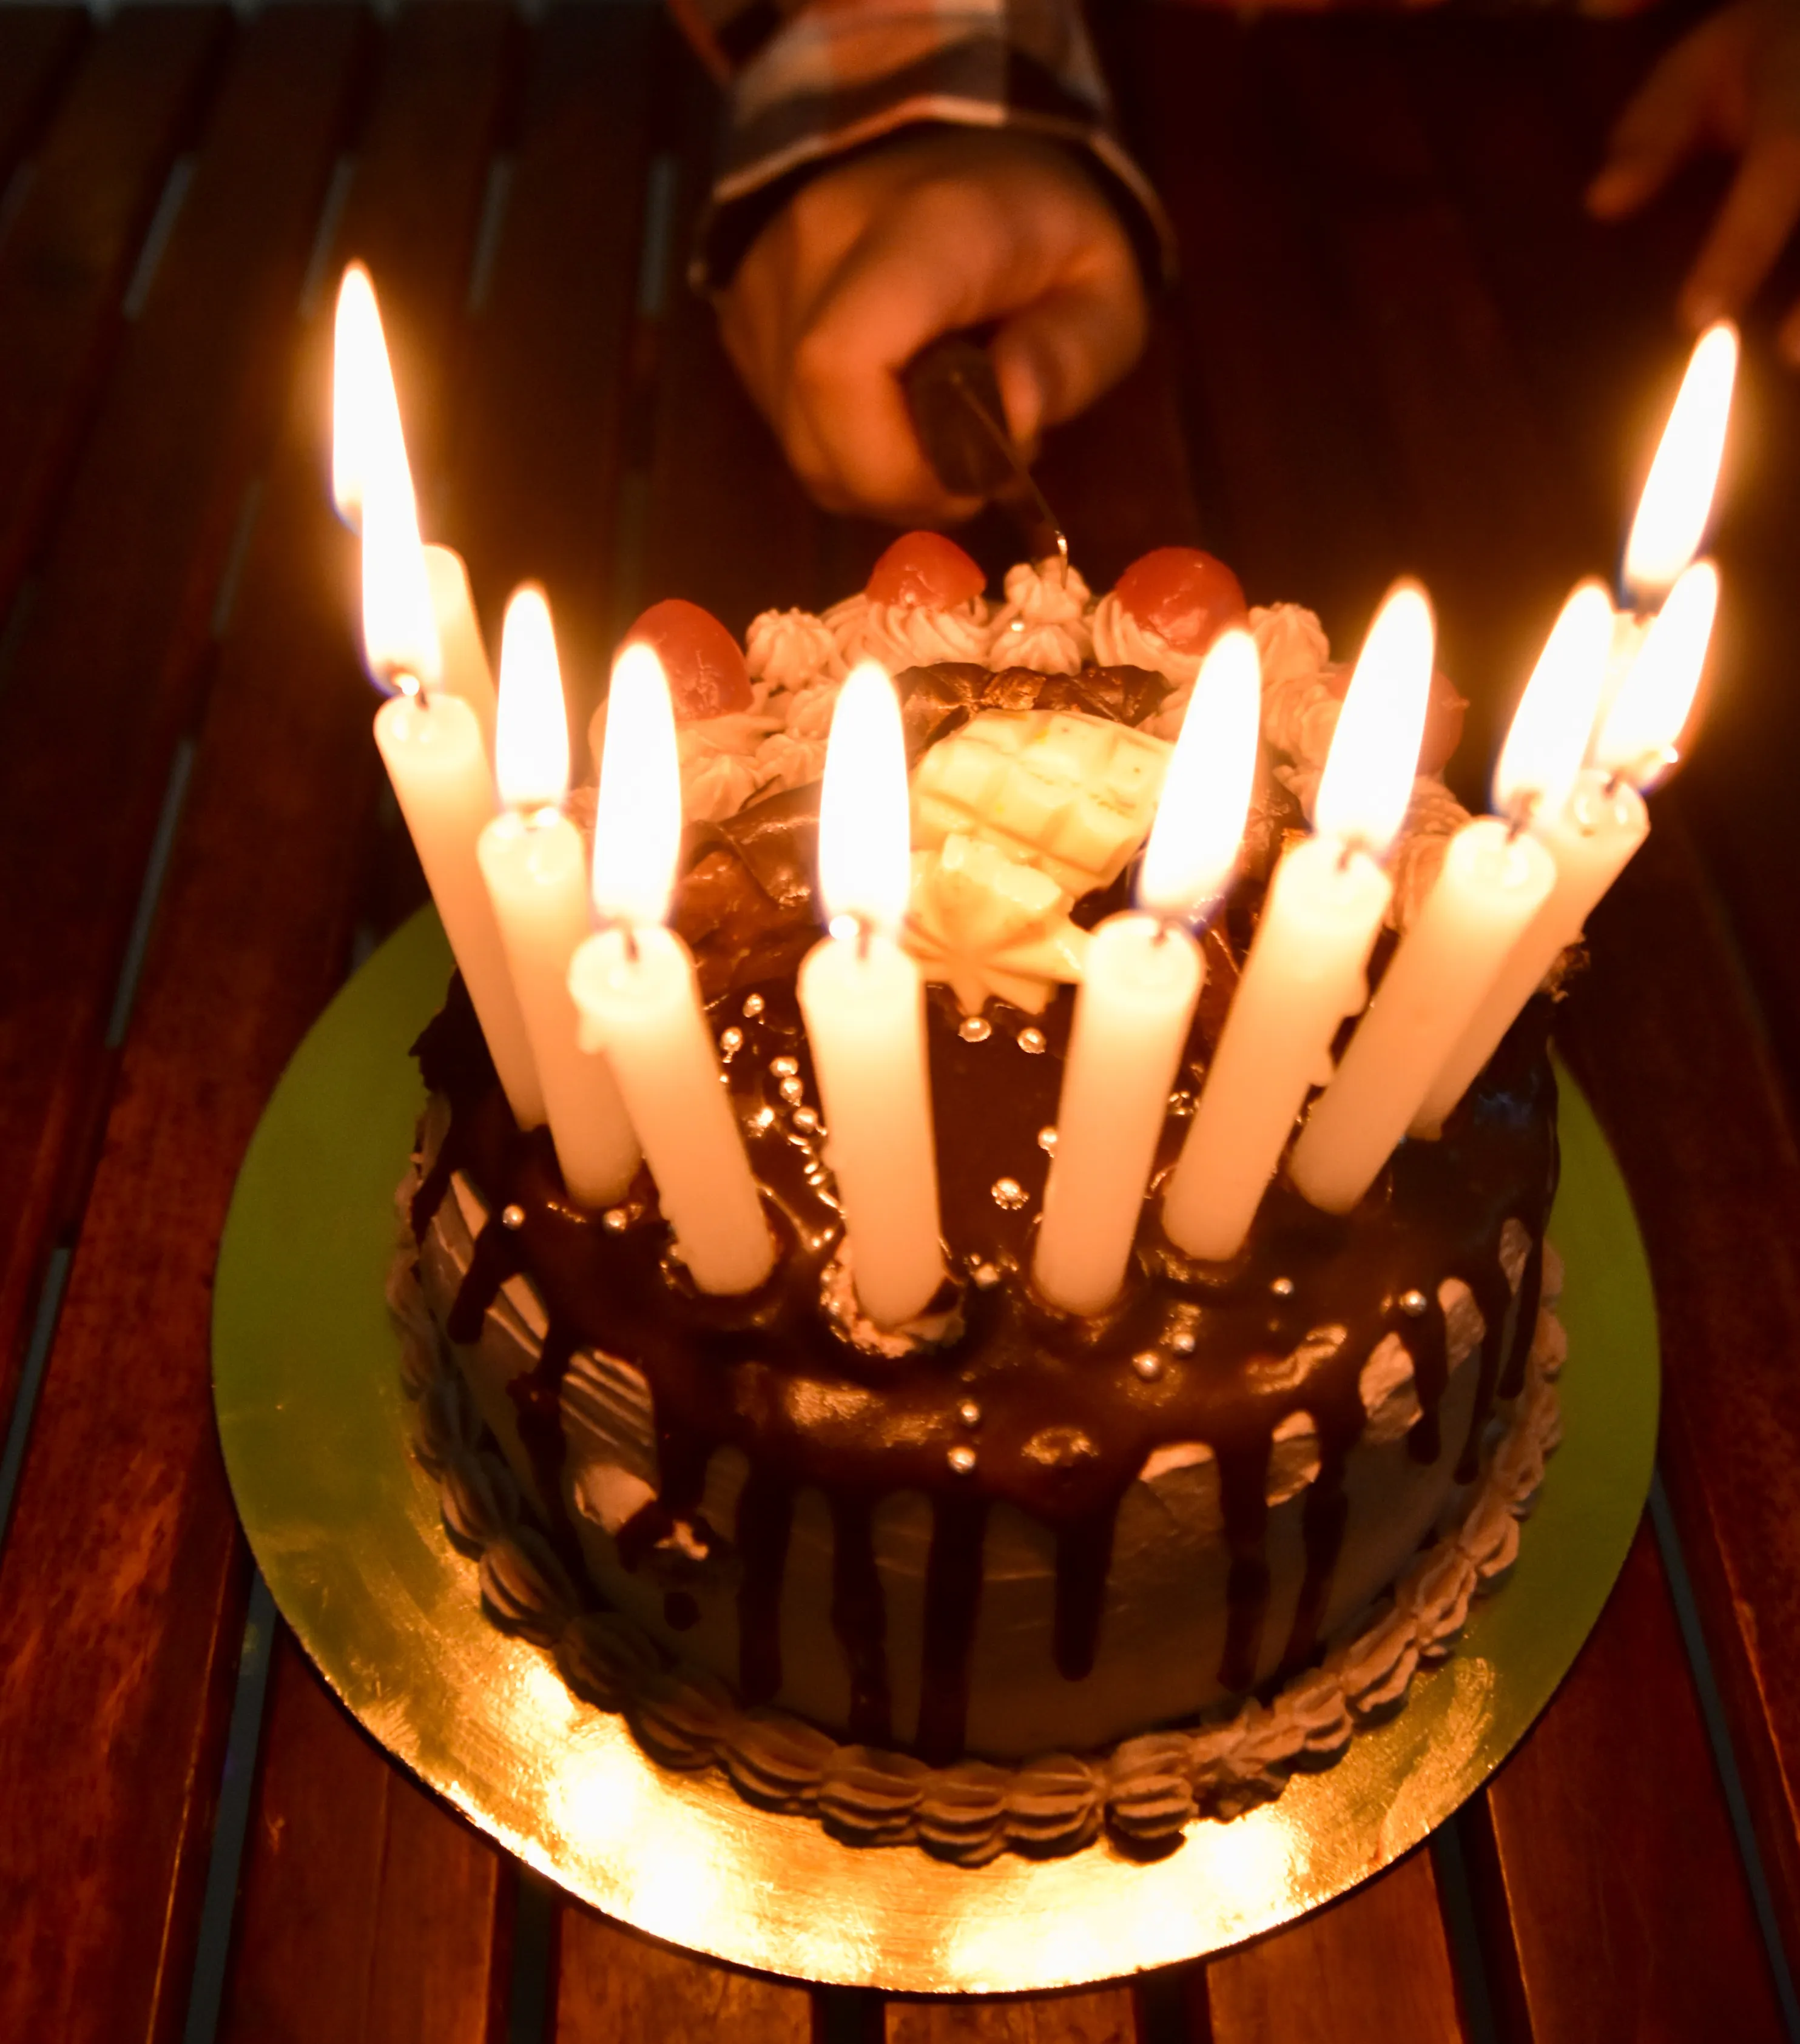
[{"xmin": 212, "ymin": 908, "xmax": 1658, "ymax": 1994}]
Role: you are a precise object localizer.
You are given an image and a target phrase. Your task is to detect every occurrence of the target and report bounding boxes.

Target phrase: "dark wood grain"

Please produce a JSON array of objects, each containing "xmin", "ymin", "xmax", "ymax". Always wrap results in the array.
[
  {"xmin": 0, "ymin": 12, "xmax": 511, "ymax": 2042},
  {"xmin": 0, "ymin": 4, "xmax": 226, "ymax": 619},
  {"xmin": 553, "ymin": 1909, "xmax": 813, "ymax": 2042},
  {"xmin": 0, "ymin": 0, "xmax": 366, "ymax": 1478},
  {"xmin": 885, "ymin": 1989, "xmax": 1134, "ymax": 2042},
  {"xmin": 216, "ymin": 1632, "xmax": 510, "ymax": 2044},
  {"xmin": 441, "ymin": 0, "xmax": 659, "ymax": 742},
  {"xmin": 1466, "ymin": 1518, "xmax": 1785, "ymax": 2041},
  {"xmin": 1199, "ymin": 1849, "xmax": 1465, "ymax": 2044},
  {"xmin": 0, "ymin": 5, "xmax": 85, "ymax": 194}
]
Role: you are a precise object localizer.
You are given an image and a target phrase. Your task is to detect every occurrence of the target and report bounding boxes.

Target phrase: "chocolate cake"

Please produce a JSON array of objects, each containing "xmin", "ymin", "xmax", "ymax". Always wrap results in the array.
[{"xmin": 388, "ymin": 550, "xmax": 1567, "ymax": 1863}]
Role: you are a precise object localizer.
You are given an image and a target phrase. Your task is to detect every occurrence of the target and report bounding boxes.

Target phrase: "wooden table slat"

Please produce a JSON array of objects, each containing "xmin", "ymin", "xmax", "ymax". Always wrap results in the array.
[
  {"xmin": 0, "ymin": 4, "xmax": 86, "ymax": 198},
  {"xmin": 0, "ymin": 10, "xmax": 513, "ymax": 2042},
  {"xmin": 216, "ymin": 1632, "xmax": 510, "ymax": 2044},
  {"xmin": 885, "ymin": 1988, "xmax": 1136, "ymax": 2042},
  {"xmin": 1197, "ymin": 1849, "xmax": 1464, "ymax": 2044},
  {"xmin": 0, "ymin": 0, "xmax": 366, "ymax": 1461},
  {"xmin": 0, "ymin": 3, "xmax": 228, "ymax": 620},
  {"xmin": 1466, "ymin": 1518, "xmax": 1786, "ymax": 2042},
  {"xmin": 553, "ymin": 1909, "xmax": 814, "ymax": 2043}
]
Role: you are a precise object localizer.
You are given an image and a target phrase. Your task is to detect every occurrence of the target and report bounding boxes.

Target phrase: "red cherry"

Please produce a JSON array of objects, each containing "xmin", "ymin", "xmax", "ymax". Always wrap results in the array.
[
  {"xmin": 1114, "ymin": 547, "xmax": 1247, "ymax": 654},
  {"xmin": 1321, "ymin": 664, "xmax": 1468, "ymax": 775},
  {"xmin": 866, "ymin": 531, "xmax": 986, "ymax": 609},
  {"xmin": 623, "ymin": 599, "xmax": 752, "ymax": 721}
]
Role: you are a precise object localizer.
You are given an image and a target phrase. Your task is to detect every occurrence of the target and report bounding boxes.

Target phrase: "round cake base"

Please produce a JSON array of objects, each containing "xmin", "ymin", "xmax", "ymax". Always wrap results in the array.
[{"xmin": 213, "ymin": 909, "xmax": 1659, "ymax": 1993}]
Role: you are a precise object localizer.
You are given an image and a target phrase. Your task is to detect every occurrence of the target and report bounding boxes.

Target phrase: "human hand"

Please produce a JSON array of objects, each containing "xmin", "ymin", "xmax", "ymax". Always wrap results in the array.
[
  {"xmin": 718, "ymin": 128, "xmax": 1148, "ymax": 522},
  {"xmin": 1586, "ymin": 0, "xmax": 1800, "ymax": 360}
]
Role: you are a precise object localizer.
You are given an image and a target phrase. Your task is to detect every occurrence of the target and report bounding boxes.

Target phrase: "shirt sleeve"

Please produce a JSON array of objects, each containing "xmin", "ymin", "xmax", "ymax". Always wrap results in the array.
[{"xmin": 672, "ymin": 0, "xmax": 1176, "ymax": 292}]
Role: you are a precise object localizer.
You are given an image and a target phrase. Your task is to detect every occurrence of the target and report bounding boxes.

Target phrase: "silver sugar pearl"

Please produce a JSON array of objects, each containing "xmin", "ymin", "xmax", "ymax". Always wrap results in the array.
[
  {"xmin": 780, "ymin": 1076, "xmax": 805, "ymax": 1105},
  {"xmin": 1131, "ymin": 1351, "xmax": 1165, "ymax": 1382},
  {"xmin": 1017, "ymin": 1027, "xmax": 1047, "ymax": 1055},
  {"xmin": 770, "ymin": 1055, "xmax": 800, "ymax": 1079},
  {"xmin": 1400, "ymin": 1288, "xmax": 1429, "ymax": 1317},
  {"xmin": 948, "ymin": 1444, "xmax": 978, "ymax": 1475},
  {"xmin": 991, "ymin": 1177, "xmax": 1027, "ymax": 1211},
  {"xmin": 750, "ymin": 1106, "xmax": 777, "ymax": 1132},
  {"xmin": 1168, "ymin": 1089, "xmax": 1196, "ymax": 1118},
  {"xmin": 742, "ymin": 993, "xmax": 766, "ymax": 1018},
  {"xmin": 501, "ymin": 1203, "xmax": 525, "ymax": 1231},
  {"xmin": 958, "ymin": 1400, "xmax": 982, "ymax": 1428},
  {"xmin": 1037, "ymin": 1126, "xmax": 1057, "ymax": 1153},
  {"xmin": 602, "ymin": 1208, "xmax": 630, "ymax": 1234},
  {"xmin": 959, "ymin": 1015, "xmax": 993, "ymax": 1043},
  {"xmin": 792, "ymin": 1106, "xmax": 820, "ymax": 1134},
  {"xmin": 971, "ymin": 1262, "xmax": 1002, "ymax": 1290},
  {"xmin": 720, "ymin": 1026, "xmax": 743, "ymax": 1055},
  {"xmin": 1170, "ymin": 1329, "xmax": 1196, "ymax": 1356},
  {"xmin": 1271, "ymin": 1276, "xmax": 1295, "ymax": 1299}
]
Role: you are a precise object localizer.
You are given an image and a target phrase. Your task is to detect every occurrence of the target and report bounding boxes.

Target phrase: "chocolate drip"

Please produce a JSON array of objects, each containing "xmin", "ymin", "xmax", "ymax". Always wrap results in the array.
[
  {"xmin": 506, "ymin": 1317, "xmax": 584, "ymax": 1573},
  {"xmin": 916, "ymin": 1492, "xmax": 989, "ymax": 1764},
  {"xmin": 1454, "ymin": 1258, "xmax": 1527, "ymax": 1485},
  {"xmin": 735, "ymin": 1470, "xmax": 795, "ymax": 1706},
  {"xmin": 1052, "ymin": 1505, "xmax": 1119, "ymax": 1683},
  {"xmin": 1500, "ymin": 1234, "xmax": 1547, "ymax": 1403},
  {"xmin": 829, "ymin": 1493, "xmax": 893, "ymax": 1744},
  {"xmin": 448, "ymin": 1216, "xmax": 523, "ymax": 1345},
  {"xmin": 1404, "ymin": 1291, "xmax": 1449, "ymax": 1467},
  {"xmin": 410, "ymin": 1123, "xmax": 461, "ymax": 1241},
  {"xmin": 615, "ymin": 1428, "xmax": 712, "ymax": 1573},
  {"xmin": 1216, "ymin": 1437, "xmax": 1272, "ymax": 1695}
]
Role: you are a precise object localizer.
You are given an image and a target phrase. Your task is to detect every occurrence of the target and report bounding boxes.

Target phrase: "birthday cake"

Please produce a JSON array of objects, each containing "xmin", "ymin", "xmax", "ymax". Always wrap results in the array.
[{"xmin": 389, "ymin": 538, "xmax": 1565, "ymax": 1863}]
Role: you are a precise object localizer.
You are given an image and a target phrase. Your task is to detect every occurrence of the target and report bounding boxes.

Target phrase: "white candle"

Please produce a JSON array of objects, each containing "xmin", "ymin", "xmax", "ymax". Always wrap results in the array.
[
  {"xmin": 425, "ymin": 544, "xmax": 498, "ymax": 757},
  {"xmin": 567, "ymin": 644, "xmax": 773, "ymax": 1296},
  {"xmin": 1288, "ymin": 819, "xmax": 1555, "ymax": 1211},
  {"xmin": 477, "ymin": 587, "xmax": 639, "ymax": 1206},
  {"xmin": 1416, "ymin": 561, "xmax": 1716, "ymax": 1131},
  {"xmin": 1035, "ymin": 629, "xmax": 1261, "ymax": 1314},
  {"xmin": 1160, "ymin": 585, "xmax": 1435, "ymax": 1263},
  {"xmin": 795, "ymin": 662, "xmax": 942, "ymax": 1328}
]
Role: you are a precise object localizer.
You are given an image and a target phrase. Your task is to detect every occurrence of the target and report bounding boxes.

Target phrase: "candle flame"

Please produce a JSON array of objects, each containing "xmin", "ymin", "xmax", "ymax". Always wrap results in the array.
[
  {"xmin": 1313, "ymin": 580, "xmax": 1435, "ymax": 860},
  {"xmin": 1493, "ymin": 579, "xmax": 1615, "ymax": 824},
  {"xmin": 1139, "ymin": 627, "xmax": 1261, "ymax": 921},
  {"xmin": 1593, "ymin": 559, "xmax": 1717, "ymax": 788},
  {"xmin": 592, "ymin": 640, "xmax": 682, "ymax": 927},
  {"xmin": 818, "ymin": 660, "xmax": 909, "ymax": 936},
  {"xmin": 360, "ymin": 442, "xmax": 440, "ymax": 694},
  {"xmin": 1623, "ymin": 321, "xmax": 1737, "ymax": 600},
  {"xmin": 496, "ymin": 583, "xmax": 570, "ymax": 812},
  {"xmin": 332, "ymin": 262, "xmax": 410, "ymax": 533}
]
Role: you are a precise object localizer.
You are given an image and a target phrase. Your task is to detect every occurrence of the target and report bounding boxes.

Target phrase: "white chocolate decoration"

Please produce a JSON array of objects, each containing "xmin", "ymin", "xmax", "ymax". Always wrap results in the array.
[{"xmin": 903, "ymin": 834, "xmax": 1090, "ymax": 1015}]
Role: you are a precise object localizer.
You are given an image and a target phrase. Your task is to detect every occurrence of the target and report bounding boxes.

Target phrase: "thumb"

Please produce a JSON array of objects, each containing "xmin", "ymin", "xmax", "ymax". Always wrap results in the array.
[
  {"xmin": 1586, "ymin": 38, "xmax": 1714, "ymax": 217},
  {"xmin": 991, "ymin": 274, "xmax": 1147, "ymax": 446}
]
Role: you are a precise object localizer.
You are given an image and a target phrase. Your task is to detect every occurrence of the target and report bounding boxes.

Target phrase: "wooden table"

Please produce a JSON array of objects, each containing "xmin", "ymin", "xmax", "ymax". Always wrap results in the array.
[{"xmin": 2, "ymin": 3, "xmax": 1799, "ymax": 2037}]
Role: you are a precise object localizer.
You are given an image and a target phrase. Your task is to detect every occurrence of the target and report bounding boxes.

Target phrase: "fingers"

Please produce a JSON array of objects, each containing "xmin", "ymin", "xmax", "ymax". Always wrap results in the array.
[
  {"xmin": 991, "ymin": 267, "xmax": 1147, "ymax": 446},
  {"xmin": 1680, "ymin": 132, "xmax": 1800, "ymax": 328},
  {"xmin": 1585, "ymin": 34, "xmax": 1716, "ymax": 218}
]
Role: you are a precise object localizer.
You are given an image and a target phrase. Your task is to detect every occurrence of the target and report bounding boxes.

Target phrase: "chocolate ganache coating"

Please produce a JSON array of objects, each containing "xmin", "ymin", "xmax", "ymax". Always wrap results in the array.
[{"xmin": 408, "ymin": 659, "xmax": 1560, "ymax": 1764}]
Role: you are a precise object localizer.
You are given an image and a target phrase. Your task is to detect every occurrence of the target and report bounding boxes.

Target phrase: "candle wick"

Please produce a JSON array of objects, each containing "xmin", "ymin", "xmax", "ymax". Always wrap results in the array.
[
  {"xmin": 1602, "ymin": 768, "xmax": 1626, "ymax": 800},
  {"xmin": 856, "ymin": 915, "xmax": 873, "ymax": 963},
  {"xmin": 1505, "ymin": 791, "xmax": 1539, "ymax": 843},
  {"xmin": 1335, "ymin": 836, "xmax": 1357, "ymax": 875},
  {"xmin": 623, "ymin": 921, "xmax": 641, "ymax": 966}
]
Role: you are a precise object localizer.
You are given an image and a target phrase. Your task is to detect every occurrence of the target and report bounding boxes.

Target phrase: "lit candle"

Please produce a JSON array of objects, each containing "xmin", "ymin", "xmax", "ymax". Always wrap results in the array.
[
  {"xmin": 795, "ymin": 661, "xmax": 943, "ymax": 1328},
  {"xmin": 476, "ymin": 587, "xmax": 639, "ymax": 1205},
  {"xmin": 1417, "ymin": 561, "xmax": 1717, "ymax": 1130},
  {"xmin": 1161, "ymin": 585, "xmax": 1432, "ymax": 1263},
  {"xmin": 1287, "ymin": 583, "xmax": 1614, "ymax": 1206},
  {"xmin": 334, "ymin": 264, "xmax": 497, "ymax": 753},
  {"xmin": 567, "ymin": 645, "xmax": 774, "ymax": 1296},
  {"xmin": 1622, "ymin": 320, "xmax": 1738, "ymax": 605},
  {"xmin": 1035, "ymin": 628, "xmax": 1261, "ymax": 1315},
  {"xmin": 359, "ymin": 416, "xmax": 542, "ymax": 1126}
]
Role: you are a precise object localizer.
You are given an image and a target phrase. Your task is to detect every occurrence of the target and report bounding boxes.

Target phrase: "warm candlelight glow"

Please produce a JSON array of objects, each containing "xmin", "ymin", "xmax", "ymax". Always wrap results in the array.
[
  {"xmin": 360, "ymin": 446, "xmax": 440, "ymax": 695},
  {"xmin": 1139, "ymin": 626, "xmax": 1261, "ymax": 921},
  {"xmin": 1593, "ymin": 558, "xmax": 1718, "ymax": 788},
  {"xmin": 1493, "ymin": 579, "xmax": 1614, "ymax": 824},
  {"xmin": 1623, "ymin": 320, "xmax": 1737, "ymax": 600},
  {"xmin": 818, "ymin": 659, "xmax": 909, "ymax": 936},
  {"xmin": 332, "ymin": 261, "xmax": 408, "ymax": 533},
  {"xmin": 1313, "ymin": 582, "xmax": 1435, "ymax": 856},
  {"xmin": 495, "ymin": 584, "xmax": 570, "ymax": 813},
  {"xmin": 592, "ymin": 642, "xmax": 682, "ymax": 927}
]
